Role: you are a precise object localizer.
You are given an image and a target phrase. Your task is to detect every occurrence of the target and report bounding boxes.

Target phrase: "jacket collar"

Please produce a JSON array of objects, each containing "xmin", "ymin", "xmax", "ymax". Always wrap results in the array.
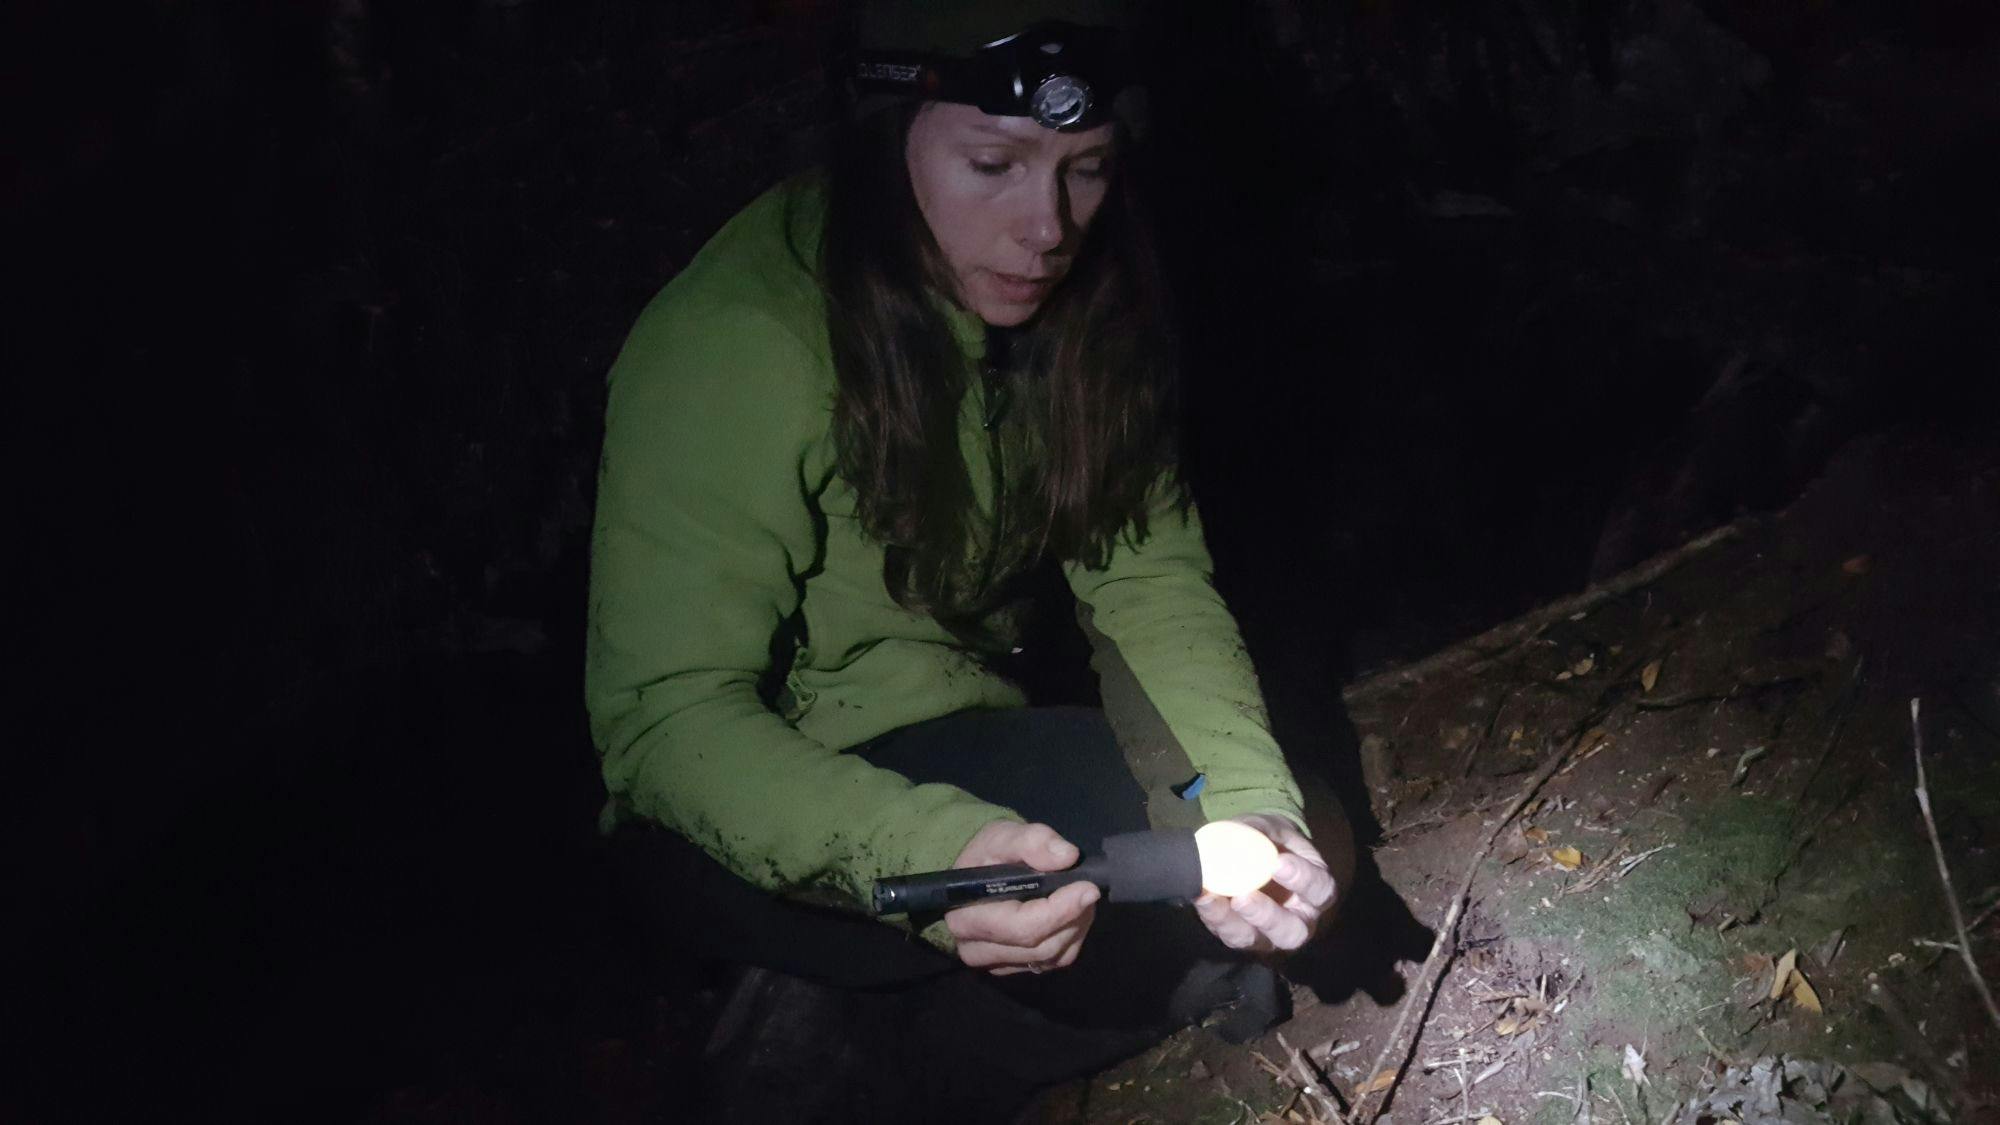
[{"xmin": 934, "ymin": 291, "xmax": 989, "ymax": 363}]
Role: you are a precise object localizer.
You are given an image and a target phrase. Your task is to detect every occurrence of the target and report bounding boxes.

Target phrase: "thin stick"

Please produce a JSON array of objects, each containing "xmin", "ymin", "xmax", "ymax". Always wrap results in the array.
[
  {"xmin": 1345, "ymin": 734, "xmax": 1580, "ymax": 1123},
  {"xmin": 1967, "ymin": 895, "xmax": 2000, "ymax": 936},
  {"xmin": 1605, "ymin": 1082, "xmax": 1636, "ymax": 1125},
  {"xmin": 1910, "ymin": 697, "xmax": 2000, "ymax": 1030},
  {"xmin": 1277, "ymin": 1030, "xmax": 1342, "ymax": 1124},
  {"xmin": 1343, "ymin": 523, "xmax": 1741, "ymax": 704}
]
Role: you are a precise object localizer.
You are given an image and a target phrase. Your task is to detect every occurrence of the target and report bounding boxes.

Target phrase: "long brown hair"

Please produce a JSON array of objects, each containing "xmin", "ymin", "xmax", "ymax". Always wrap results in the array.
[{"xmin": 808, "ymin": 101, "xmax": 1184, "ymax": 618}]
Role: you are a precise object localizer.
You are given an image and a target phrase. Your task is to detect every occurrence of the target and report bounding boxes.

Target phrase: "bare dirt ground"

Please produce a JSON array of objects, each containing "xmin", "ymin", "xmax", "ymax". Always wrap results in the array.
[{"xmin": 1032, "ymin": 425, "xmax": 2000, "ymax": 1125}]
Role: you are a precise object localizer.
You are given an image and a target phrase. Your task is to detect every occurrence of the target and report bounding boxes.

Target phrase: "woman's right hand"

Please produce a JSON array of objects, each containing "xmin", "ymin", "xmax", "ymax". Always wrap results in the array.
[{"xmin": 945, "ymin": 821, "xmax": 1100, "ymax": 976}]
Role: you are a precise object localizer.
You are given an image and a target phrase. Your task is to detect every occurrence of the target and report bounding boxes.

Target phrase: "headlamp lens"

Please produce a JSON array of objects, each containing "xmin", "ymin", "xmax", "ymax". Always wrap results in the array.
[{"xmin": 1030, "ymin": 75, "xmax": 1093, "ymax": 129}]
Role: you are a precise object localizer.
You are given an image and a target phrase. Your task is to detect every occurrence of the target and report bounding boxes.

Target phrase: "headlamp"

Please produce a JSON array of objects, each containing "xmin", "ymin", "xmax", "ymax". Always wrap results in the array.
[{"xmin": 852, "ymin": 21, "xmax": 1126, "ymax": 132}]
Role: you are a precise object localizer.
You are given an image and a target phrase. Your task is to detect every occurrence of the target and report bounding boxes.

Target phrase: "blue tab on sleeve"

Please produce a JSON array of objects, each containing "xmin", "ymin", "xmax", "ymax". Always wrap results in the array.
[{"xmin": 1174, "ymin": 772, "xmax": 1207, "ymax": 800}]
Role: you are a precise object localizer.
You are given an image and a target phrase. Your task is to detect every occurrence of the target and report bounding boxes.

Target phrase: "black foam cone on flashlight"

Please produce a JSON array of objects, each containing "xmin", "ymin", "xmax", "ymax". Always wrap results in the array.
[
  {"xmin": 872, "ymin": 828, "xmax": 1200, "ymax": 915},
  {"xmin": 1098, "ymin": 827, "xmax": 1200, "ymax": 902}
]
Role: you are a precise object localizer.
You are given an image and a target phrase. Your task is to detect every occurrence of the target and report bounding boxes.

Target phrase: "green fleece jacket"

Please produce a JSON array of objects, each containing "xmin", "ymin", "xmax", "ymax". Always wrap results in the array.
[{"xmin": 585, "ymin": 176, "xmax": 1304, "ymax": 942}]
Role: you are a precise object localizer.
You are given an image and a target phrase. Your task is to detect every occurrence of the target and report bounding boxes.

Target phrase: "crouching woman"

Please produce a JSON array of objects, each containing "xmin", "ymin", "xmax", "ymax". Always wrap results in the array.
[{"xmin": 585, "ymin": 2, "xmax": 1350, "ymax": 1117}]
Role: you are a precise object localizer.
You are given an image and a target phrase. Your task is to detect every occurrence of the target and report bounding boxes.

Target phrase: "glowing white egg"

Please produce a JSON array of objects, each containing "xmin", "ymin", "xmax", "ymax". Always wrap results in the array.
[{"xmin": 1194, "ymin": 820, "xmax": 1282, "ymax": 898}]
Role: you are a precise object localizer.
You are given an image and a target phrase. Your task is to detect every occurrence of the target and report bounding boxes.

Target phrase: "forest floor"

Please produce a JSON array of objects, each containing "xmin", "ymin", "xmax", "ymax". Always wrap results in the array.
[{"xmin": 1031, "ymin": 425, "xmax": 2000, "ymax": 1125}]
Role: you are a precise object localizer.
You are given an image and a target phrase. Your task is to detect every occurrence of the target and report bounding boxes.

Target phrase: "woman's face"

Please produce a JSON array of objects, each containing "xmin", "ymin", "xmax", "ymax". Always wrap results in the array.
[{"xmin": 905, "ymin": 101, "xmax": 1117, "ymax": 327}]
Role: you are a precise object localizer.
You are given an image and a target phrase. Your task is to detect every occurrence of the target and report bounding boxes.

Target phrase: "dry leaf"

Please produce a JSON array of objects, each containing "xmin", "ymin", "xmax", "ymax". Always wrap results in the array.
[
  {"xmin": 1358, "ymin": 1069, "xmax": 1397, "ymax": 1094},
  {"xmin": 1555, "ymin": 669, "xmax": 1574, "ymax": 682},
  {"xmin": 1476, "ymin": 1117, "xmax": 1503, "ymax": 1125},
  {"xmin": 1524, "ymin": 826, "xmax": 1552, "ymax": 845},
  {"xmin": 1789, "ymin": 969, "xmax": 1823, "ymax": 1013},
  {"xmin": 1842, "ymin": 555, "xmax": 1871, "ymax": 575},
  {"xmin": 1572, "ymin": 655, "xmax": 1596, "ymax": 676},
  {"xmin": 1495, "ymin": 1015, "xmax": 1524, "ymax": 1036},
  {"xmin": 1550, "ymin": 846, "xmax": 1584, "ymax": 870},
  {"xmin": 1641, "ymin": 659, "xmax": 1662, "ymax": 693},
  {"xmin": 1770, "ymin": 949, "xmax": 1798, "ymax": 1001},
  {"xmin": 1623, "ymin": 1043, "xmax": 1649, "ymax": 1087}
]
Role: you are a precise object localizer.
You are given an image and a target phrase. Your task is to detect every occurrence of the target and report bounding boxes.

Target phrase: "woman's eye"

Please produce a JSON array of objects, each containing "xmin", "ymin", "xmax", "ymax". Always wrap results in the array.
[
  {"xmin": 970, "ymin": 160, "xmax": 1012, "ymax": 176},
  {"xmin": 1068, "ymin": 164, "xmax": 1108, "ymax": 181}
]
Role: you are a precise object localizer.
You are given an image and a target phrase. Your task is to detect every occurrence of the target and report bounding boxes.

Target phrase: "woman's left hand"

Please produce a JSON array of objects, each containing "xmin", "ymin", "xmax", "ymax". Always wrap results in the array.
[{"xmin": 1193, "ymin": 813, "xmax": 1337, "ymax": 952}]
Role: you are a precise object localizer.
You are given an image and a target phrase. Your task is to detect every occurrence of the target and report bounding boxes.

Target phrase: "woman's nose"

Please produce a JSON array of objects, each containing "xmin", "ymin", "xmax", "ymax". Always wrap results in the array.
[{"xmin": 1016, "ymin": 178, "xmax": 1066, "ymax": 254}]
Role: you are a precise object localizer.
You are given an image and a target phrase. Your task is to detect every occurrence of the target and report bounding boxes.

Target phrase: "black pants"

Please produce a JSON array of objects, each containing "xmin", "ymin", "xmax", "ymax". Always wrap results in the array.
[{"xmin": 615, "ymin": 707, "xmax": 1278, "ymax": 1119}]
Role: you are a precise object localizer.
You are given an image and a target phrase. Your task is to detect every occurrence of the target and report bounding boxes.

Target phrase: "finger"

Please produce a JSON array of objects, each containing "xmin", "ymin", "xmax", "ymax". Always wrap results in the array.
[
  {"xmin": 962, "ymin": 905, "xmax": 1094, "ymax": 973},
  {"xmin": 950, "ymin": 880, "xmax": 1099, "ymax": 947},
  {"xmin": 1051, "ymin": 934, "xmax": 1085, "ymax": 969},
  {"xmin": 1019, "ymin": 916, "xmax": 1090, "ymax": 966},
  {"xmin": 957, "ymin": 821, "xmax": 1080, "ymax": 869},
  {"xmin": 956, "ymin": 940, "xmax": 1011, "ymax": 969},
  {"xmin": 983, "ymin": 905, "xmax": 1093, "ymax": 969},
  {"xmin": 1276, "ymin": 831, "xmax": 1326, "ymax": 868},
  {"xmin": 1273, "ymin": 854, "xmax": 1337, "ymax": 910},
  {"xmin": 1232, "ymin": 889, "xmax": 1310, "ymax": 950},
  {"xmin": 1196, "ymin": 892, "xmax": 1263, "ymax": 951},
  {"xmin": 1032, "ymin": 904, "xmax": 1096, "ymax": 968},
  {"xmin": 1018, "ymin": 823, "xmax": 1080, "ymax": 872}
]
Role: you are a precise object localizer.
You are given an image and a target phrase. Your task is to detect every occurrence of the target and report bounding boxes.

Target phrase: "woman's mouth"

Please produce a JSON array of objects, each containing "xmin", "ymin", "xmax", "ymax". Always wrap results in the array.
[{"xmin": 986, "ymin": 269, "xmax": 1057, "ymax": 303}]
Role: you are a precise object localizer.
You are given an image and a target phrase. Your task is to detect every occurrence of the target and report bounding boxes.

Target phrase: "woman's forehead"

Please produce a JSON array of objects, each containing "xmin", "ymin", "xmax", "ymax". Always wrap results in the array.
[{"xmin": 921, "ymin": 102, "xmax": 1115, "ymax": 155}]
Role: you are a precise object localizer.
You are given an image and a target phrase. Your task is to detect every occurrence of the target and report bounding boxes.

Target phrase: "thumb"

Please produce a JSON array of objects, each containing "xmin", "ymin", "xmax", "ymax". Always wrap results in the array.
[{"xmin": 1023, "ymin": 826, "xmax": 1080, "ymax": 872}]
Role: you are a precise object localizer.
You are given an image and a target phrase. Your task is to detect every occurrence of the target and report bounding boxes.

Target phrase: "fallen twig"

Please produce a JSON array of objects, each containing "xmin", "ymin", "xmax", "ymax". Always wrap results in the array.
[
  {"xmin": 1345, "ymin": 733, "xmax": 1582, "ymax": 1124},
  {"xmin": 1632, "ymin": 675, "xmax": 1805, "ymax": 712},
  {"xmin": 1605, "ymin": 1081, "xmax": 1637, "ymax": 1125},
  {"xmin": 1566, "ymin": 842, "xmax": 1675, "ymax": 898},
  {"xmin": 1562, "ymin": 843, "xmax": 1631, "ymax": 897},
  {"xmin": 1277, "ymin": 1030, "xmax": 1343, "ymax": 1124},
  {"xmin": 1863, "ymin": 978, "xmax": 1964, "ymax": 1103},
  {"xmin": 1422, "ymin": 1049, "xmax": 1497, "ymax": 1072},
  {"xmin": 1460, "ymin": 687, "xmax": 1517, "ymax": 777},
  {"xmin": 1910, "ymin": 697, "xmax": 2000, "ymax": 1031},
  {"xmin": 1343, "ymin": 523, "xmax": 1742, "ymax": 705},
  {"xmin": 1379, "ymin": 794, "xmax": 1511, "ymax": 842},
  {"xmin": 1967, "ymin": 895, "xmax": 2000, "ymax": 935}
]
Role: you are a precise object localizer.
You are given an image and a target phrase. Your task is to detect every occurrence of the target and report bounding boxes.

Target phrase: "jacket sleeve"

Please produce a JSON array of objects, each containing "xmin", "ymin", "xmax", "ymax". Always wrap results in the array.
[
  {"xmin": 585, "ymin": 297, "xmax": 1016, "ymax": 917},
  {"xmin": 1064, "ymin": 487, "xmax": 1307, "ymax": 832}
]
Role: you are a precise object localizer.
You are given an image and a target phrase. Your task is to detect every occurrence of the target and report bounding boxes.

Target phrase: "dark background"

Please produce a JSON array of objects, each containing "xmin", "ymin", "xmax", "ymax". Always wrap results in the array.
[{"xmin": 6, "ymin": 0, "xmax": 1997, "ymax": 1120}]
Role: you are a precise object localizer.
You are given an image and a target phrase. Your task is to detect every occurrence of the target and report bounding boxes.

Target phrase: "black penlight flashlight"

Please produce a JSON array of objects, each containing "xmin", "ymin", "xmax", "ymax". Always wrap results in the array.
[{"xmin": 873, "ymin": 827, "xmax": 1202, "ymax": 915}]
